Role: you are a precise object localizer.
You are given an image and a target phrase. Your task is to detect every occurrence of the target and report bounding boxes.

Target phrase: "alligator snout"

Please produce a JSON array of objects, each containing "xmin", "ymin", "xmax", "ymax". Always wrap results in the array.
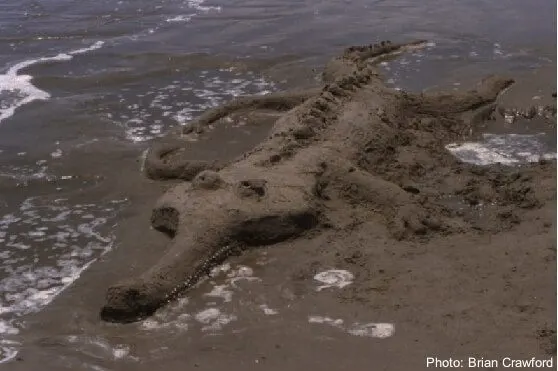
[{"xmin": 101, "ymin": 281, "xmax": 164, "ymax": 323}]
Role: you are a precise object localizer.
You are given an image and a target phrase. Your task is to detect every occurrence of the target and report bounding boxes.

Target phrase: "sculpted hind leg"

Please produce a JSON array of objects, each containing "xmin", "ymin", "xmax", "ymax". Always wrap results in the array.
[
  {"xmin": 410, "ymin": 75, "xmax": 514, "ymax": 114},
  {"xmin": 316, "ymin": 161, "xmax": 445, "ymax": 239}
]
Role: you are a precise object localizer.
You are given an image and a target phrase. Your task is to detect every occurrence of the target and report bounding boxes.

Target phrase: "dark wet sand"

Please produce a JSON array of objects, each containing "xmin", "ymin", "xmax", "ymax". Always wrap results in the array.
[{"xmin": 7, "ymin": 60, "xmax": 556, "ymax": 371}]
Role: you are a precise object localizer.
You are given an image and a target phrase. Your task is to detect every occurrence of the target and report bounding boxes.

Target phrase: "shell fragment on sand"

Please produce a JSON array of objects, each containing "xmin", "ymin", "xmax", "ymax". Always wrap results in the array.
[{"xmin": 314, "ymin": 269, "xmax": 354, "ymax": 291}]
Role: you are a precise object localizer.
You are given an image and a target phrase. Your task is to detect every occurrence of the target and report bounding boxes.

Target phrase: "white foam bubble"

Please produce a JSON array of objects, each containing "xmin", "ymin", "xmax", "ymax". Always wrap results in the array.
[
  {"xmin": 493, "ymin": 43, "xmax": 503, "ymax": 56},
  {"xmin": 141, "ymin": 319, "xmax": 164, "ymax": 330},
  {"xmin": 0, "ymin": 322, "xmax": 19, "ymax": 335},
  {"xmin": 112, "ymin": 344, "xmax": 130, "ymax": 359},
  {"xmin": 308, "ymin": 315, "xmax": 395, "ymax": 339},
  {"xmin": 227, "ymin": 266, "xmax": 254, "ymax": 278},
  {"xmin": 0, "ymin": 74, "xmax": 49, "ymax": 123},
  {"xmin": 65, "ymin": 335, "xmax": 134, "ymax": 362},
  {"xmin": 139, "ymin": 149, "xmax": 149, "ymax": 173},
  {"xmin": 0, "ymin": 339, "xmax": 19, "ymax": 364},
  {"xmin": 186, "ymin": 0, "xmax": 222, "ymax": 12},
  {"xmin": 195, "ymin": 307, "xmax": 221, "ymax": 324},
  {"xmin": 108, "ymin": 71, "xmax": 276, "ymax": 143},
  {"xmin": 198, "ymin": 265, "xmax": 259, "ymax": 314},
  {"xmin": 204, "ymin": 285, "xmax": 233, "ymax": 302},
  {"xmin": 0, "ymin": 41, "xmax": 104, "ymax": 123},
  {"xmin": 447, "ymin": 133, "xmax": 556, "ymax": 165},
  {"xmin": 139, "ymin": 265, "xmax": 259, "ymax": 333},
  {"xmin": 259, "ymin": 304, "xmax": 278, "ymax": 316},
  {"xmin": 0, "ymin": 196, "xmax": 124, "ymax": 363},
  {"xmin": 0, "ymin": 162, "xmax": 51, "ymax": 182},
  {"xmin": 314, "ymin": 269, "xmax": 354, "ymax": 291},
  {"xmin": 228, "ymin": 265, "xmax": 261, "ymax": 288},
  {"xmin": 209, "ymin": 262, "xmax": 231, "ymax": 277},
  {"xmin": 66, "ymin": 41, "xmax": 104, "ymax": 56},
  {"xmin": 347, "ymin": 323, "xmax": 395, "ymax": 338},
  {"xmin": 308, "ymin": 315, "xmax": 344, "ymax": 327},
  {"xmin": 195, "ymin": 308, "xmax": 236, "ymax": 332},
  {"xmin": 50, "ymin": 149, "xmax": 63, "ymax": 158},
  {"xmin": 166, "ymin": 14, "xmax": 195, "ymax": 22},
  {"xmin": 446, "ymin": 142, "xmax": 517, "ymax": 165}
]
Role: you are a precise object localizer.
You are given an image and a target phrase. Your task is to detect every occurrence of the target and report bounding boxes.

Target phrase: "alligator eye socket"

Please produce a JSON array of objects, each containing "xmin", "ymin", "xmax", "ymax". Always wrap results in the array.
[{"xmin": 238, "ymin": 180, "xmax": 267, "ymax": 197}]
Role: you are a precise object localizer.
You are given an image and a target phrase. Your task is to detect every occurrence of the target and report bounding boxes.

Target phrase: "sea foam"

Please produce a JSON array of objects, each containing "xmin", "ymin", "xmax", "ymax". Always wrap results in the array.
[
  {"xmin": 0, "ymin": 41, "xmax": 104, "ymax": 123},
  {"xmin": 447, "ymin": 133, "xmax": 556, "ymax": 165},
  {"xmin": 0, "ymin": 196, "xmax": 125, "ymax": 363}
]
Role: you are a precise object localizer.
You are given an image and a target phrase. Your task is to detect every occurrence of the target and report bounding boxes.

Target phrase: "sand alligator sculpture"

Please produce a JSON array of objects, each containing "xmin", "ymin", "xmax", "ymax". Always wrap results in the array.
[{"xmin": 100, "ymin": 40, "xmax": 525, "ymax": 323}]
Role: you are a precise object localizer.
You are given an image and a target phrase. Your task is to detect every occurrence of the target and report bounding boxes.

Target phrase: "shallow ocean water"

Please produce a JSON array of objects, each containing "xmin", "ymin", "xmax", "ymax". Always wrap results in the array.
[{"xmin": 0, "ymin": 0, "xmax": 555, "ymax": 368}]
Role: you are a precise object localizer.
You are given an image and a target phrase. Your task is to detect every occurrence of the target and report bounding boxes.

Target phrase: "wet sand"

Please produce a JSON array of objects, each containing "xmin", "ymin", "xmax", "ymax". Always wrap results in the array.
[{"xmin": 6, "ymin": 54, "xmax": 557, "ymax": 371}]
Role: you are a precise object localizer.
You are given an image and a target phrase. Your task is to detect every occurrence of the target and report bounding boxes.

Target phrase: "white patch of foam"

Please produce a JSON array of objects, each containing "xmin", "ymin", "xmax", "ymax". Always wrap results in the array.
[
  {"xmin": 204, "ymin": 285, "xmax": 233, "ymax": 302},
  {"xmin": 141, "ymin": 319, "xmax": 164, "ymax": 330},
  {"xmin": 209, "ymin": 262, "xmax": 231, "ymax": 277},
  {"xmin": 0, "ymin": 256, "xmax": 99, "ymax": 315},
  {"xmin": 0, "ymin": 41, "xmax": 104, "ymax": 123},
  {"xmin": 166, "ymin": 14, "xmax": 195, "ymax": 22},
  {"xmin": 0, "ymin": 162, "xmax": 51, "ymax": 182},
  {"xmin": 140, "ymin": 295, "xmax": 191, "ymax": 331},
  {"xmin": 0, "ymin": 196, "xmax": 125, "ymax": 363},
  {"xmin": 309, "ymin": 315, "xmax": 395, "ymax": 339},
  {"xmin": 347, "ymin": 323, "xmax": 395, "ymax": 338},
  {"xmin": 194, "ymin": 307, "xmax": 220, "ymax": 324},
  {"xmin": 227, "ymin": 266, "xmax": 253, "ymax": 278},
  {"xmin": 0, "ymin": 322, "xmax": 18, "ymax": 335},
  {"xmin": 66, "ymin": 335, "xmax": 135, "ymax": 362},
  {"xmin": 314, "ymin": 269, "xmax": 354, "ymax": 291},
  {"xmin": 186, "ymin": 0, "xmax": 222, "ymax": 13},
  {"xmin": 195, "ymin": 308, "xmax": 237, "ymax": 332},
  {"xmin": 447, "ymin": 133, "xmax": 556, "ymax": 166},
  {"xmin": 227, "ymin": 266, "xmax": 261, "ymax": 288},
  {"xmin": 259, "ymin": 304, "xmax": 278, "ymax": 316},
  {"xmin": 104, "ymin": 70, "xmax": 276, "ymax": 143},
  {"xmin": 0, "ymin": 340, "xmax": 18, "ymax": 364},
  {"xmin": 308, "ymin": 315, "xmax": 344, "ymax": 327},
  {"xmin": 446, "ymin": 142, "xmax": 517, "ymax": 165},
  {"xmin": 50, "ymin": 148, "xmax": 63, "ymax": 159},
  {"xmin": 139, "ymin": 149, "xmax": 149, "ymax": 173},
  {"xmin": 493, "ymin": 43, "xmax": 504, "ymax": 56},
  {"xmin": 139, "ymin": 265, "xmax": 258, "ymax": 333},
  {"xmin": 108, "ymin": 344, "xmax": 131, "ymax": 360}
]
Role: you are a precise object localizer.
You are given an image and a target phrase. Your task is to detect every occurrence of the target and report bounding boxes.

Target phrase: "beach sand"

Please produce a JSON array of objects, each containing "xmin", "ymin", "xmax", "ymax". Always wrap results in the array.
[{"xmin": 7, "ymin": 51, "xmax": 556, "ymax": 371}]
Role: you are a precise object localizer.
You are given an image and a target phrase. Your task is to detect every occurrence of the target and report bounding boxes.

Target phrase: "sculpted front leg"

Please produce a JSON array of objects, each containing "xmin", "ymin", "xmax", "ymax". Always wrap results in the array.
[
  {"xmin": 317, "ymin": 162, "xmax": 444, "ymax": 239},
  {"xmin": 322, "ymin": 40, "xmax": 428, "ymax": 83},
  {"xmin": 143, "ymin": 89, "xmax": 319, "ymax": 180},
  {"xmin": 181, "ymin": 88, "xmax": 320, "ymax": 134},
  {"xmin": 144, "ymin": 139, "xmax": 222, "ymax": 180},
  {"xmin": 412, "ymin": 75, "xmax": 514, "ymax": 114}
]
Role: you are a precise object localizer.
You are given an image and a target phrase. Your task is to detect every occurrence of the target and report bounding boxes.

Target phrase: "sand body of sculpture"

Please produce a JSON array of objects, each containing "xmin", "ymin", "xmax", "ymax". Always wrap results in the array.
[{"xmin": 100, "ymin": 40, "xmax": 553, "ymax": 323}]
